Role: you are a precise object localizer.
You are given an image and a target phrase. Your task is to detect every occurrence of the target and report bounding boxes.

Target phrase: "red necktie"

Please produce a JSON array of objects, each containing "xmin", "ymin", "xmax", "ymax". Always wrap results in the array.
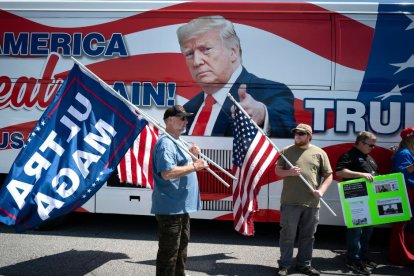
[{"xmin": 192, "ymin": 95, "xmax": 216, "ymax": 135}]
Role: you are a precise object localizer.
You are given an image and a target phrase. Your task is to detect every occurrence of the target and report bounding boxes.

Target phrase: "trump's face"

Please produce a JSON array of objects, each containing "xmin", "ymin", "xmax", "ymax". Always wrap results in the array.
[{"xmin": 181, "ymin": 29, "xmax": 238, "ymax": 94}]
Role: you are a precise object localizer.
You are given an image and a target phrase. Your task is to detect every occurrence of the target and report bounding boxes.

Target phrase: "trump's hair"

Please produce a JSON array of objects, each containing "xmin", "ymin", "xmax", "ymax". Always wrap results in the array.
[{"xmin": 177, "ymin": 15, "xmax": 242, "ymax": 57}]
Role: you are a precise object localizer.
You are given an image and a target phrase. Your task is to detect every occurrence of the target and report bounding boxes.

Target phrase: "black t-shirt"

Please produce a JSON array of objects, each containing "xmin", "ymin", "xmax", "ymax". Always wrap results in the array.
[{"xmin": 336, "ymin": 147, "xmax": 379, "ymax": 181}]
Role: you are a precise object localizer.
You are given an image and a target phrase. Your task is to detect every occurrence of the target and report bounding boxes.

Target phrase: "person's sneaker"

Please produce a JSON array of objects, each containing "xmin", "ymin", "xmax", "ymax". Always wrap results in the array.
[
  {"xmin": 346, "ymin": 262, "xmax": 371, "ymax": 275},
  {"xmin": 295, "ymin": 265, "xmax": 320, "ymax": 276},
  {"xmin": 362, "ymin": 259, "xmax": 378, "ymax": 269},
  {"xmin": 277, "ymin": 267, "xmax": 288, "ymax": 276}
]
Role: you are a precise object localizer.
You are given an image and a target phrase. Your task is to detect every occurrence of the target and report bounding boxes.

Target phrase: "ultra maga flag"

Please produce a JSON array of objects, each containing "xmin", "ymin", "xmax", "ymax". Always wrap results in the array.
[
  {"xmin": 232, "ymin": 105, "xmax": 278, "ymax": 236},
  {"xmin": 0, "ymin": 64, "xmax": 147, "ymax": 231}
]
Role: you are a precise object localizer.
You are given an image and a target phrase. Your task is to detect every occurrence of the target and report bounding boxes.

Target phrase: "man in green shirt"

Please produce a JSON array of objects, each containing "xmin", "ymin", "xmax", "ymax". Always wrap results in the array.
[{"xmin": 275, "ymin": 123, "xmax": 333, "ymax": 276}]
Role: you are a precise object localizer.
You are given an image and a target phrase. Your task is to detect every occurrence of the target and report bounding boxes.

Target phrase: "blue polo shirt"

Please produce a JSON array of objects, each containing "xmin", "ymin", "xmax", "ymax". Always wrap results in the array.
[
  {"xmin": 393, "ymin": 147, "xmax": 414, "ymax": 187},
  {"xmin": 151, "ymin": 135, "xmax": 201, "ymax": 215}
]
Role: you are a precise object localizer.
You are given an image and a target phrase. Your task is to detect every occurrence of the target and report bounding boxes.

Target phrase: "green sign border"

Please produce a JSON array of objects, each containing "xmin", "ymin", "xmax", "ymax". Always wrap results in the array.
[{"xmin": 338, "ymin": 172, "xmax": 412, "ymax": 228}]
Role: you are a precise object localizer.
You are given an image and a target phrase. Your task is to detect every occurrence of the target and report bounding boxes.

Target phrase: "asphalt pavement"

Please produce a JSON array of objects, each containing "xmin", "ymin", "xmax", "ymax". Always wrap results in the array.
[{"xmin": 0, "ymin": 213, "xmax": 413, "ymax": 275}]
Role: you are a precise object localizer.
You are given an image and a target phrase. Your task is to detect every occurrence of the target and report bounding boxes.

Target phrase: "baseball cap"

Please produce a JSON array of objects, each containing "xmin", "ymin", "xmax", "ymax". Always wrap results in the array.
[
  {"xmin": 400, "ymin": 126, "xmax": 414, "ymax": 140},
  {"xmin": 163, "ymin": 105, "xmax": 194, "ymax": 120},
  {"xmin": 291, "ymin": 123, "xmax": 313, "ymax": 135}
]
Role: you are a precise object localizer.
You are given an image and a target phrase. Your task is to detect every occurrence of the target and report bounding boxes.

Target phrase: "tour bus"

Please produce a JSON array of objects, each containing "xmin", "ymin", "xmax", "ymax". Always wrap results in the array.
[{"xmin": 1, "ymin": 0, "xmax": 413, "ymax": 227}]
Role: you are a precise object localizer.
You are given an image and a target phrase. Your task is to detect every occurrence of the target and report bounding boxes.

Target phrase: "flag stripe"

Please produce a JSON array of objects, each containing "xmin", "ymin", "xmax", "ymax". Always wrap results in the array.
[
  {"xmin": 117, "ymin": 123, "xmax": 158, "ymax": 188},
  {"xmin": 143, "ymin": 124, "xmax": 158, "ymax": 187},
  {"xmin": 238, "ymin": 146, "xmax": 278, "ymax": 234},
  {"xmin": 234, "ymin": 135, "xmax": 266, "ymax": 225},
  {"xmin": 239, "ymin": 143, "xmax": 273, "ymax": 218},
  {"xmin": 118, "ymin": 152, "xmax": 127, "ymax": 182},
  {"xmin": 130, "ymin": 140, "xmax": 139, "ymax": 184}
]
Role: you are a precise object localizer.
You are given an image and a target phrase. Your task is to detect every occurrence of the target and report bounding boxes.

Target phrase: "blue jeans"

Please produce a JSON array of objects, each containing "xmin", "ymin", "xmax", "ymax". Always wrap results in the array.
[
  {"xmin": 155, "ymin": 214, "xmax": 190, "ymax": 276},
  {"xmin": 346, "ymin": 226, "xmax": 373, "ymax": 263},
  {"xmin": 278, "ymin": 205, "xmax": 319, "ymax": 268}
]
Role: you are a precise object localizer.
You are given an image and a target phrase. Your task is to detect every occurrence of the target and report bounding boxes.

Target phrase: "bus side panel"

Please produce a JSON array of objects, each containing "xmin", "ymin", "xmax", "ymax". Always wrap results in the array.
[{"xmin": 1, "ymin": 1, "xmax": 413, "ymax": 226}]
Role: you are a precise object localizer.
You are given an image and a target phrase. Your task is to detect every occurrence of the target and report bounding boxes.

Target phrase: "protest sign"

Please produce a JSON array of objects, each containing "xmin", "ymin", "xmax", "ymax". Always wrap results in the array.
[{"xmin": 338, "ymin": 173, "xmax": 412, "ymax": 228}]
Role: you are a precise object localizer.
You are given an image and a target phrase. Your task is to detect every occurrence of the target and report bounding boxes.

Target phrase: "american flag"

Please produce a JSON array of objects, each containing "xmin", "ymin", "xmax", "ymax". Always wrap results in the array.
[
  {"xmin": 117, "ymin": 123, "xmax": 159, "ymax": 189},
  {"xmin": 232, "ymin": 105, "xmax": 279, "ymax": 236}
]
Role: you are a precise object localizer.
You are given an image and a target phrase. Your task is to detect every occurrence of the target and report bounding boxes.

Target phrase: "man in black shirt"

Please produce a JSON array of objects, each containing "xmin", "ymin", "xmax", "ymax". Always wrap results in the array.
[{"xmin": 336, "ymin": 131, "xmax": 379, "ymax": 275}]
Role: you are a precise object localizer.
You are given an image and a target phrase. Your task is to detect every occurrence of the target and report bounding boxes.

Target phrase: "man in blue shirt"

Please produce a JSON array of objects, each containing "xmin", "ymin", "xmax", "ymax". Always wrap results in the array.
[{"xmin": 151, "ymin": 105, "xmax": 208, "ymax": 276}]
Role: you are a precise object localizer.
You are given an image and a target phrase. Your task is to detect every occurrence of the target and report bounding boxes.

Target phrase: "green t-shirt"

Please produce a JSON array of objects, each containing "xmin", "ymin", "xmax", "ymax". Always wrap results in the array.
[{"xmin": 277, "ymin": 144, "xmax": 332, "ymax": 208}]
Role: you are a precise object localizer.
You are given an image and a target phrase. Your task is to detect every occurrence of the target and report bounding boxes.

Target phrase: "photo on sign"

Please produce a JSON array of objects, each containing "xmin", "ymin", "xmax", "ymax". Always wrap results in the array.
[
  {"xmin": 373, "ymin": 179, "xmax": 399, "ymax": 194},
  {"xmin": 353, "ymin": 217, "xmax": 369, "ymax": 226},
  {"xmin": 377, "ymin": 198, "xmax": 404, "ymax": 217},
  {"xmin": 349, "ymin": 200, "xmax": 371, "ymax": 226},
  {"xmin": 343, "ymin": 181, "xmax": 368, "ymax": 201},
  {"xmin": 374, "ymin": 184, "xmax": 390, "ymax": 193}
]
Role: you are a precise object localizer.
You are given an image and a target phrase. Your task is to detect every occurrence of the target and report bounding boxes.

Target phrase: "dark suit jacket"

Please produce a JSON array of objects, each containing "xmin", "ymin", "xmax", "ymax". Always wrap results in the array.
[{"xmin": 183, "ymin": 67, "xmax": 296, "ymax": 138}]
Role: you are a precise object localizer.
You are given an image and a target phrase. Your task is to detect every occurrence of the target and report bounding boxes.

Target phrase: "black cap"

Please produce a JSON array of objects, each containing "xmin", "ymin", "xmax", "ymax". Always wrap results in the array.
[{"xmin": 163, "ymin": 105, "xmax": 194, "ymax": 120}]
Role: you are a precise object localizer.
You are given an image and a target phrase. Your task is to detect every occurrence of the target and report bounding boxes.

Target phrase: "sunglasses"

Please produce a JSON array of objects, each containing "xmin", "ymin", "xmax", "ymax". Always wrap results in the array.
[
  {"xmin": 294, "ymin": 132, "xmax": 307, "ymax": 136},
  {"xmin": 363, "ymin": 142, "xmax": 376, "ymax": 148}
]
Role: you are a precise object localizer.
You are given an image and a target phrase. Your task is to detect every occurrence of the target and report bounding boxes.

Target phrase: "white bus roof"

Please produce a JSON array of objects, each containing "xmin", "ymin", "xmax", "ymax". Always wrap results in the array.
[{"xmin": 1, "ymin": 0, "xmax": 413, "ymax": 14}]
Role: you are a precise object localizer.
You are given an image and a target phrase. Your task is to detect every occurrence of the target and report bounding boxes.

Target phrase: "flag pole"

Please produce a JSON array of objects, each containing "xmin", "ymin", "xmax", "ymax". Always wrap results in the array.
[
  {"xmin": 71, "ymin": 57, "xmax": 230, "ymax": 188},
  {"xmin": 227, "ymin": 93, "xmax": 337, "ymax": 216},
  {"xmin": 135, "ymin": 108, "xmax": 237, "ymax": 181}
]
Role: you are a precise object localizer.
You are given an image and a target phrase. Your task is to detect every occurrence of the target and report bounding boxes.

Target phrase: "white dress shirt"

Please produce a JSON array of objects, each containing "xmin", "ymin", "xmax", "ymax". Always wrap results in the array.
[{"xmin": 188, "ymin": 65, "xmax": 270, "ymax": 136}]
